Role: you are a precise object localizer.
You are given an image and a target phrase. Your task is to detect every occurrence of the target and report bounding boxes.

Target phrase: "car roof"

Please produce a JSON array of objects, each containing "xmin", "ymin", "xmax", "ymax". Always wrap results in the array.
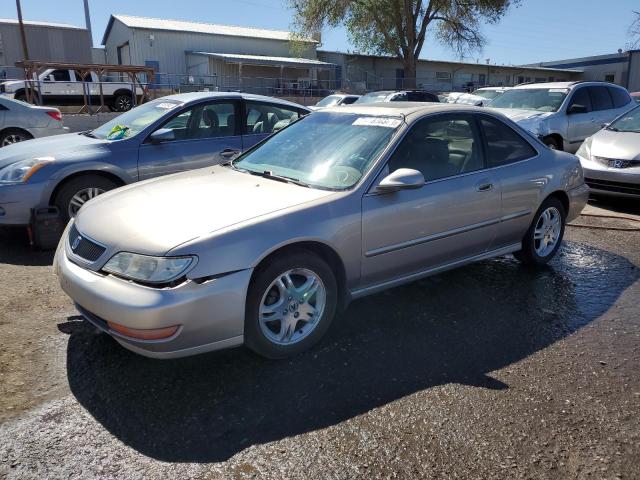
[
  {"xmin": 512, "ymin": 81, "xmax": 627, "ymax": 90},
  {"xmin": 322, "ymin": 102, "xmax": 487, "ymax": 118},
  {"xmin": 155, "ymin": 91, "xmax": 309, "ymax": 110}
]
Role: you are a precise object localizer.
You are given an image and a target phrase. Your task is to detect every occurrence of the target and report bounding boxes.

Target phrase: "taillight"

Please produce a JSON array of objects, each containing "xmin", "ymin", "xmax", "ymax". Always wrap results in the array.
[{"xmin": 46, "ymin": 110, "xmax": 62, "ymax": 122}]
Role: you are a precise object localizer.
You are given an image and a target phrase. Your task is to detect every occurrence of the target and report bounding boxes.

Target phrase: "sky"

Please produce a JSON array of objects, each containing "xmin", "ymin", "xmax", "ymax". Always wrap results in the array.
[{"xmin": 5, "ymin": 0, "xmax": 639, "ymax": 66}]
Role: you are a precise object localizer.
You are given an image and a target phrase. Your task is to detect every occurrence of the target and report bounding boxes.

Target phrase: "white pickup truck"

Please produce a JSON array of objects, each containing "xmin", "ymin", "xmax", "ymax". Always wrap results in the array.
[{"xmin": 0, "ymin": 68, "xmax": 146, "ymax": 111}]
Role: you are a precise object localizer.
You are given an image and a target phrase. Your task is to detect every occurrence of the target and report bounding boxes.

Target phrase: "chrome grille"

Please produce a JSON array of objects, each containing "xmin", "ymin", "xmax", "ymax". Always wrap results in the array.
[
  {"xmin": 593, "ymin": 156, "xmax": 640, "ymax": 169},
  {"xmin": 68, "ymin": 224, "xmax": 106, "ymax": 262}
]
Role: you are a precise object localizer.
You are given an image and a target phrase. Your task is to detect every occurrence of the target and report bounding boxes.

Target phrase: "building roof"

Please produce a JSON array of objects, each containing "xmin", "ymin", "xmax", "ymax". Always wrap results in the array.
[
  {"xmin": 189, "ymin": 52, "xmax": 334, "ymax": 69},
  {"xmin": 102, "ymin": 14, "xmax": 316, "ymax": 45},
  {"xmin": 318, "ymin": 50, "xmax": 583, "ymax": 74},
  {"xmin": 0, "ymin": 18, "xmax": 86, "ymax": 31}
]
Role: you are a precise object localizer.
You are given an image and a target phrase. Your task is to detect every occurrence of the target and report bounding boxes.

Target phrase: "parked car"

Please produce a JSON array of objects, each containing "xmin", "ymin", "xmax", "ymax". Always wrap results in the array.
[
  {"xmin": 0, "ymin": 68, "xmax": 145, "ymax": 112},
  {"xmin": 454, "ymin": 87, "xmax": 510, "ymax": 106},
  {"xmin": 631, "ymin": 92, "xmax": 640, "ymax": 104},
  {"xmin": 0, "ymin": 92, "xmax": 309, "ymax": 225},
  {"xmin": 355, "ymin": 90, "xmax": 440, "ymax": 104},
  {"xmin": 488, "ymin": 81, "xmax": 634, "ymax": 152},
  {"xmin": 309, "ymin": 93, "xmax": 360, "ymax": 110},
  {"xmin": 576, "ymin": 104, "xmax": 640, "ymax": 197},
  {"xmin": 445, "ymin": 92, "xmax": 465, "ymax": 103},
  {"xmin": 55, "ymin": 103, "xmax": 589, "ymax": 359},
  {"xmin": 0, "ymin": 95, "xmax": 67, "ymax": 147}
]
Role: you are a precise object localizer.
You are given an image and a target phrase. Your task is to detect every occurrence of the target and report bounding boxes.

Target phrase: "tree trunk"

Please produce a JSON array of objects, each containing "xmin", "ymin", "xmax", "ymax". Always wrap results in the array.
[{"xmin": 402, "ymin": 56, "xmax": 417, "ymax": 89}]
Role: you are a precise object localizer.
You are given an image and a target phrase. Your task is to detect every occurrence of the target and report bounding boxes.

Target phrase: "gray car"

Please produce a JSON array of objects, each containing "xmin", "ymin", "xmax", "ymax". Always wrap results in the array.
[
  {"xmin": 577, "ymin": 104, "xmax": 640, "ymax": 197},
  {"xmin": 0, "ymin": 92, "xmax": 308, "ymax": 224},
  {"xmin": 55, "ymin": 103, "xmax": 589, "ymax": 359},
  {"xmin": 0, "ymin": 95, "xmax": 68, "ymax": 147}
]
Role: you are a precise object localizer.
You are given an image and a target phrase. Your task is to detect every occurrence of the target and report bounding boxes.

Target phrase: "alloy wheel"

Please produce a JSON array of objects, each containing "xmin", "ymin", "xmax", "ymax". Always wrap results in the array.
[
  {"xmin": 1, "ymin": 133, "xmax": 27, "ymax": 147},
  {"xmin": 68, "ymin": 187, "xmax": 105, "ymax": 218},
  {"xmin": 259, "ymin": 268, "xmax": 326, "ymax": 345},
  {"xmin": 116, "ymin": 96, "xmax": 132, "ymax": 111},
  {"xmin": 533, "ymin": 206, "xmax": 561, "ymax": 257}
]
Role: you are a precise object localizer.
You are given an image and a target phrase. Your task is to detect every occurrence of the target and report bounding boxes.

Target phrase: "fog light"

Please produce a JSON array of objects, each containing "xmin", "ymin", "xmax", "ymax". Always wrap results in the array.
[{"xmin": 107, "ymin": 321, "xmax": 180, "ymax": 340}]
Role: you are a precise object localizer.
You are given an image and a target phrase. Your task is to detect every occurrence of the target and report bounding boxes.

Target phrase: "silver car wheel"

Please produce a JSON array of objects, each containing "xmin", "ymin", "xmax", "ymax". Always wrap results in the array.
[
  {"xmin": 533, "ymin": 206, "xmax": 561, "ymax": 257},
  {"xmin": 115, "ymin": 96, "xmax": 132, "ymax": 111},
  {"xmin": 1, "ymin": 133, "xmax": 27, "ymax": 147},
  {"xmin": 259, "ymin": 268, "xmax": 327, "ymax": 346},
  {"xmin": 68, "ymin": 187, "xmax": 106, "ymax": 218}
]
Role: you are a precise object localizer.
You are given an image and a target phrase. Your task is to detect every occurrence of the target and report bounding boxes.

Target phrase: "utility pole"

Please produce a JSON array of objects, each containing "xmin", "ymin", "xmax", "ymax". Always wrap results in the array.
[{"xmin": 15, "ymin": 0, "xmax": 29, "ymax": 61}]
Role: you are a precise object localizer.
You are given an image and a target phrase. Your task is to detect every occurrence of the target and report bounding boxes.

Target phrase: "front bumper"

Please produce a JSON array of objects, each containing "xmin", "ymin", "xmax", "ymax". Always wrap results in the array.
[
  {"xmin": 0, "ymin": 182, "xmax": 45, "ymax": 225},
  {"xmin": 581, "ymin": 165, "xmax": 640, "ymax": 198},
  {"xmin": 55, "ymin": 242, "xmax": 253, "ymax": 359}
]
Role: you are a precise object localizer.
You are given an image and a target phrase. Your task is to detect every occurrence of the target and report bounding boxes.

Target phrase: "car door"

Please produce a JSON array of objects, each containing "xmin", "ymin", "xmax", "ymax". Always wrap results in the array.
[
  {"xmin": 566, "ymin": 86, "xmax": 595, "ymax": 148},
  {"xmin": 137, "ymin": 99, "xmax": 242, "ymax": 180},
  {"xmin": 361, "ymin": 113, "xmax": 502, "ymax": 287},
  {"xmin": 242, "ymin": 101, "xmax": 304, "ymax": 149},
  {"xmin": 587, "ymin": 86, "xmax": 616, "ymax": 135},
  {"xmin": 40, "ymin": 69, "xmax": 75, "ymax": 105},
  {"xmin": 477, "ymin": 114, "xmax": 546, "ymax": 248}
]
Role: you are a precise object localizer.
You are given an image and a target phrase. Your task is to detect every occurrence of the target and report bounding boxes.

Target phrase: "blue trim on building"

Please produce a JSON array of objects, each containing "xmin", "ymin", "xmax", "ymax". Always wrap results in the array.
[{"xmin": 543, "ymin": 56, "xmax": 627, "ymax": 70}]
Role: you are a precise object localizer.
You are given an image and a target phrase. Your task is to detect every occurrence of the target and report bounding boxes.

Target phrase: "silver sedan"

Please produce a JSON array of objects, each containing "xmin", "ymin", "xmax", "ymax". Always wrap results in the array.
[
  {"xmin": 0, "ymin": 95, "xmax": 67, "ymax": 147},
  {"xmin": 577, "ymin": 105, "xmax": 640, "ymax": 197},
  {"xmin": 55, "ymin": 103, "xmax": 589, "ymax": 359}
]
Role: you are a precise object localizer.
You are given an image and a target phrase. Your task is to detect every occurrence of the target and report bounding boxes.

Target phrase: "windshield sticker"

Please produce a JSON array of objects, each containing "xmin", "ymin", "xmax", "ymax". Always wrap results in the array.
[
  {"xmin": 549, "ymin": 89, "xmax": 569, "ymax": 93},
  {"xmin": 352, "ymin": 117, "xmax": 402, "ymax": 128},
  {"xmin": 155, "ymin": 102, "xmax": 180, "ymax": 110}
]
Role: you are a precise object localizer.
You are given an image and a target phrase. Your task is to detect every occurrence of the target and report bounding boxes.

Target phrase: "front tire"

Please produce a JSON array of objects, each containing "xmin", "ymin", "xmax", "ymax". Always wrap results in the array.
[
  {"xmin": 245, "ymin": 250, "xmax": 338, "ymax": 359},
  {"xmin": 543, "ymin": 136, "xmax": 561, "ymax": 150},
  {"xmin": 514, "ymin": 197, "xmax": 566, "ymax": 266},
  {"xmin": 0, "ymin": 128, "xmax": 32, "ymax": 147},
  {"xmin": 53, "ymin": 175, "xmax": 118, "ymax": 223}
]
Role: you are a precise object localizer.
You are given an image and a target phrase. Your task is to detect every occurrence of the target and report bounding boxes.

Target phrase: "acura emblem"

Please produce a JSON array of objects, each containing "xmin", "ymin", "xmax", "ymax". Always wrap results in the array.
[{"xmin": 71, "ymin": 236, "xmax": 82, "ymax": 250}]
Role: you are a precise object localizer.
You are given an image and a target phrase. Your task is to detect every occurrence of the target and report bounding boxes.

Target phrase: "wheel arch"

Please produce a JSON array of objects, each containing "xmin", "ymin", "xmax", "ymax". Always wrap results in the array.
[
  {"xmin": 251, "ymin": 240, "xmax": 349, "ymax": 311},
  {"xmin": 0, "ymin": 126, "xmax": 33, "ymax": 140},
  {"xmin": 49, "ymin": 169, "xmax": 127, "ymax": 205},
  {"xmin": 545, "ymin": 190, "xmax": 570, "ymax": 216},
  {"xmin": 542, "ymin": 133, "xmax": 564, "ymax": 151},
  {"xmin": 112, "ymin": 88, "xmax": 133, "ymax": 98}
]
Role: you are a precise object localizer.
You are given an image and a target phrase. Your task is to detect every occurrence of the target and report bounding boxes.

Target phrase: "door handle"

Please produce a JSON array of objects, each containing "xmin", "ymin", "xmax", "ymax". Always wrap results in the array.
[
  {"xmin": 220, "ymin": 149, "xmax": 240, "ymax": 158},
  {"xmin": 476, "ymin": 183, "xmax": 493, "ymax": 192}
]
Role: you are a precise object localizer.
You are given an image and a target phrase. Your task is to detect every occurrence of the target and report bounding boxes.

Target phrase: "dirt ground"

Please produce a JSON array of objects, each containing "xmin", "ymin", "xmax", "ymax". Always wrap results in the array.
[{"xmin": 0, "ymin": 197, "xmax": 639, "ymax": 480}]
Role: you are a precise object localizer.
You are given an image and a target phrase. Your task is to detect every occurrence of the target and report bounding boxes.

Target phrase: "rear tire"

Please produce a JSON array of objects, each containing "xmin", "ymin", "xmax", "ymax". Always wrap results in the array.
[
  {"xmin": 245, "ymin": 250, "xmax": 338, "ymax": 359},
  {"xmin": 0, "ymin": 128, "xmax": 32, "ymax": 147},
  {"xmin": 113, "ymin": 93, "xmax": 133, "ymax": 112},
  {"xmin": 53, "ymin": 175, "xmax": 118, "ymax": 223},
  {"xmin": 514, "ymin": 197, "xmax": 566, "ymax": 266}
]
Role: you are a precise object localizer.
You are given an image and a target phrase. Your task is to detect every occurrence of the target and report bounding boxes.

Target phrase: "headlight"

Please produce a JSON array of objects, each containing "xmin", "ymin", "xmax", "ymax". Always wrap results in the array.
[
  {"xmin": 0, "ymin": 157, "xmax": 54, "ymax": 183},
  {"xmin": 103, "ymin": 252, "xmax": 195, "ymax": 284},
  {"xmin": 576, "ymin": 137, "xmax": 592, "ymax": 160}
]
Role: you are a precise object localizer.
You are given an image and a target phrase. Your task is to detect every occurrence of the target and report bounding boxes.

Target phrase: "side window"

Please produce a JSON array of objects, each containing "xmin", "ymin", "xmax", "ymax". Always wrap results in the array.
[
  {"xmin": 589, "ymin": 86, "xmax": 613, "ymax": 111},
  {"xmin": 479, "ymin": 116, "xmax": 537, "ymax": 166},
  {"xmin": 342, "ymin": 96, "xmax": 358, "ymax": 105},
  {"xmin": 195, "ymin": 102, "xmax": 237, "ymax": 138},
  {"xmin": 388, "ymin": 114, "xmax": 484, "ymax": 182},
  {"xmin": 49, "ymin": 70, "xmax": 70, "ymax": 82},
  {"xmin": 608, "ymin": 87, "xmax": 631, "ymax": 108},
  {"xmin": 74, "ymin": 70, "xmax": 90, "ymax": 82},
  {"xmin": 245, "ymin": 102, "xmax": 300, "ymax": 134},
  {"xmin": 390, "ymin": 92, "xmax": 407, "ymax": 102},
  {"xmin": 569, "ymin": 87, "xmax": 592, "ymax": 112},
  {"xmin": 158, "ymin": 108, "xmax": 194, "ymax": 141}
]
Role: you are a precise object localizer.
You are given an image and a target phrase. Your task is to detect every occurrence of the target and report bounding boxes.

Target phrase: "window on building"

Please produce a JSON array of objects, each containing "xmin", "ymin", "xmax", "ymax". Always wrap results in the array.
[
  {"xmin": 604, "ymin": 73, "xmax": 615, "ymax": 83},
  {"xmin": 479, "ymin": 116, "xmax": 537, "ymax": 166},
  {"xmin": 588, "ymin": 86, "xmax": 614, "ymax": 111},
  {"xmin": 246, "ymin": 101, "xmax": 301, "ymax": 134},
  {"xmin": 517, "ymin": 76, "xmax": 525, "ymax": 84},
  {"xmin": 436, "ymin": 71, "xmax": 451, "ymax": 81},
  {"xmin": 534, "ymin": 77, "xmax": 546, "ymax": 82},
  {"xmin": 388, "ymin": 114, "xmax": 484, "ymax": 181}
]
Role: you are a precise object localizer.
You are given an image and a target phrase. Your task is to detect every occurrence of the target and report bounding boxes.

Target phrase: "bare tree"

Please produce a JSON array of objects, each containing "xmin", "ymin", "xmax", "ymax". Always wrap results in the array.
[{"xmin": 628, "ymin": 10, "xmax": 640, "ymax": 49}]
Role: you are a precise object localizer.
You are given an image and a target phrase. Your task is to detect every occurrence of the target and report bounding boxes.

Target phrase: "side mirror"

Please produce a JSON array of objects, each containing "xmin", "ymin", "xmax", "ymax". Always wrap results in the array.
[
  {"xmin": 149, "ymin": 128, "xmax": 175, "ymax": 144},
  {"xmin": 375, "ymin": 168, "xmax": 425, "ymax": 193},
  {"xmin": 567, "ymin": 104, "xmax": 588, "ymax": 114}
]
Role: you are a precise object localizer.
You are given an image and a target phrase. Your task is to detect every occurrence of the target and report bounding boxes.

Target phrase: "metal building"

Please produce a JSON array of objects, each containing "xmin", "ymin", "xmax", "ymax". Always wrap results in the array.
[
  {"xmin": 0, "ymin": 18, "xmax": 92, "ymax": 79},
  {"xmin": 101, "ymin": 14, "xmax": 335, "ymax": 93}
]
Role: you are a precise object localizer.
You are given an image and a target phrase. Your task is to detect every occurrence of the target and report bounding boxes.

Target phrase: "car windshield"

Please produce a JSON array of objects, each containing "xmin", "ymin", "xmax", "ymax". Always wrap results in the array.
[
  {"xmin": 490, "ymin": 88, "xmax": 568, "ymax": 112},
  {"xmin": 609, "ymin": 105, "xmax": 640, "ymax": 132},
  {"xmin": 355, "ymin": 93, "xmax": 390, "ymax": 104},
  {"xmin": 233, "ymin": 112, "xmax": 401, "ymax": 190},
  {"xmin": 91, "ymin": 99, "xmax": 184, "ymax": 140},
  {"xmin": 315, "ymin": 95, "xmax": 342, "ymax": 107},
  {"xmin": 474, "ymin": 90, "xmax": 502, "ymax": 100}
]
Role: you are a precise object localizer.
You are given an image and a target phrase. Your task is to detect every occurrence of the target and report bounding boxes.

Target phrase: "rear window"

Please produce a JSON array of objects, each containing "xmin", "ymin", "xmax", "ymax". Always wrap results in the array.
[
  {"xmin": 589, "ymin": 87, "xmax": 613, "ymax": 111},
  {"xmin": 608, "ymin": 87, "xmax": 631, "ymax": 108},
  {"xmin": 480, "ymin": 116, "xmax": 537, "ymax": 166}
]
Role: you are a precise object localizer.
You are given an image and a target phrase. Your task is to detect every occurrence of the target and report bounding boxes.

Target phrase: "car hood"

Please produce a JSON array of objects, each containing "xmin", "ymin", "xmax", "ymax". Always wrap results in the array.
[
  {"xmin": 74, "ymin": 166, "xmax": 337, "ymax": 255},
  {"xmin": 489, "ymin": 108, "xmax": 554, "ymax": 123},
  {"xmin": 591, "ymin": 129, "xmax": 640, "ymax": 160},
  {"xmin": 0, "ymin": 132, "xmax": 110, "ymax": 169}
]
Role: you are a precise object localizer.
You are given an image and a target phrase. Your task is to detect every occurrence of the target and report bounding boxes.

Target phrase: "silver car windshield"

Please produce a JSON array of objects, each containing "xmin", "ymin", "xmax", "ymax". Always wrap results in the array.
[
  {"xmin": 490, "ymin": 88, "xmax": 568, "ymax": 112},
  {"xmin": 355, "ymin": 93, "xmax": 390, "ymax": 104},
  {"xmin": 609, "ymin": 105, "xmax": 640, "ymax": 132},
  {"xmin": 474, "ymin": 90, "xmax": 501, "ymax": 100},
  {"xmin": 91, "ymin": 99, "xmax": 184, "ymax": 140},
  {"xmin": 315, "ymin": 95, "xmax": 342, "ymax": 107},
  {"xmin": 233, "ymin": 112, "xmax": 401, "ymax": 190}
]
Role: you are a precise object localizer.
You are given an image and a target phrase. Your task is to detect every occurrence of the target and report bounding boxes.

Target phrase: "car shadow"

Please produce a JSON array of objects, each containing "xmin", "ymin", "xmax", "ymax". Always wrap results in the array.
[
  {"xmin": 0, "ymin": 226, "xmax": 55, "ymax": 266},
  {"xmin": 62, "ymin": 241, "xmax": 638, "ymax": 463}
]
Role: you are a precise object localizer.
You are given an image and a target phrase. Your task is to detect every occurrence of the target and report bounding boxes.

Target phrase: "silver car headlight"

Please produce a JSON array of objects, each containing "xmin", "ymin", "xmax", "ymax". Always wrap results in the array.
[
  {"xmin": 576, "ymin": 137, "xmax": 592, "ymax": 160},
  {"xmin": 0, "ymin": 157, "xmax": 54, "ymax": 183},
  {"xmin": 103, "ymin": 252, "xmax": 195, "ymax": 284}
]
